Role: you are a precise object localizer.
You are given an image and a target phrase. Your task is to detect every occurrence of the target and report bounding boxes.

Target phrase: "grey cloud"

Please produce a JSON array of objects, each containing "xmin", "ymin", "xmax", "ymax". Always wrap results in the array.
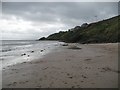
[
  {"xmin": 2, "ymin": 2, "xmax": 118, "ymax": 24},
  {"xmin": 1, "ymin": 2, "xmax": 118, "ymax": 40}
]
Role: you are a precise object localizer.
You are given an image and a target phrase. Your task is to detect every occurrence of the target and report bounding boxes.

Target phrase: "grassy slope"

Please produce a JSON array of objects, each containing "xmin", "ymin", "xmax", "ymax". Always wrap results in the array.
[{"xmin": 45, "ymin": 15, "xmax": 119, "ymax": 43}]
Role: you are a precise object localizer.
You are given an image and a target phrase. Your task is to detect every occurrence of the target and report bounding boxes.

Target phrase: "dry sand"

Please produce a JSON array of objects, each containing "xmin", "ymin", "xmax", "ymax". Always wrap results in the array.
[{"xmin": 2, "ymin": 43, "xmax": 118, "ymax": 88}]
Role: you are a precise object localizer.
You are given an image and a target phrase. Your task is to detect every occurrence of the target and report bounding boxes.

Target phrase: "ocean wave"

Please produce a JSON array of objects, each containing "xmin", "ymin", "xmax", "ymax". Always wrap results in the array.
[{"xmin": 1, "ymin": 49, "xmax": 12, "ymax": 52}]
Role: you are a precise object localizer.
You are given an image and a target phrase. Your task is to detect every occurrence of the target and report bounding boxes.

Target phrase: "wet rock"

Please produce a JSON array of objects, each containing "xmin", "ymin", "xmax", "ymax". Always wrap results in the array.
[
  {"xmin": 41, "ymin": 50, "xmax": 44, "ymax": 52},
  {"xmin": 101, "ymin": 67, "xmax": 112, "ymax": 72},
  {"xmin": 68, "ymin": 76, "xmax": 73, "ymax": 79},
  {"xmin": 13, "ymin": 82, "xmax": 17, "ymax": 85},
  {"xmin": 23, "ymin": 62, "xmax": 27, "ymax": 63},
  {"xmin": 62, "ymin": 43, "xmax": 68, "ymax": 46},
  {"xmin": 82, "ymin": 75, "xmax": 87, "ymax": 78},
  {"xmin": 25, "ymin": 81, "xmax": 29, "ymax": 82},
  {"xmin": 31, "ymin": 51, "xmax": 34, "ymax": 53},
  {"xmin": 67, "ymin": 73, "xmax": 70, "ymax": 76},
  {"xmin": 3, "ymin": 68, "xmax": 5, "ymax": 70},
  {"xmin": 85, "ymin": 58, "xmax": 91, "ymax": 61},
  {"xmin": 81, "ymin": 81, "xmax": 84, "ymax": 82},
  {"xmin": 42, "ymin": 67, "xmax": 48, "ymax": 70},
  {"xmin": 21, "ymin": 53, "xmax": 26, "ymax": 56},
  {"xmin": 64, "ymin": 82, "xmax": 67, "ymax": 84}
]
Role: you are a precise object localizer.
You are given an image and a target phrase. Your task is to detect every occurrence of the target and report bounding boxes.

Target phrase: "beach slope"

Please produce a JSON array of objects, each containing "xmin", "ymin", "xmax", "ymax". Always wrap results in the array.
[{"xmin": 2, "ymin": 43, "xmax": 118, "ymax": 88}]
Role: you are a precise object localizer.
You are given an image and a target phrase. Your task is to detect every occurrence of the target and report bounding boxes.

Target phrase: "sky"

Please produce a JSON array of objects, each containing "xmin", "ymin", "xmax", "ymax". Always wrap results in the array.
[{"xmin": 0, "ymin": 1, "xmax": 119, "ymax": 40}]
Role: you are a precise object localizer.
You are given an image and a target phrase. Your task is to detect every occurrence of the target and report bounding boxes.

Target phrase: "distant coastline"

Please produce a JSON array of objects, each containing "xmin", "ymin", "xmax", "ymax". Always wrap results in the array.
[{"xmin": 39, "ymin": 15, "xmax": 119, "ymax": 44}]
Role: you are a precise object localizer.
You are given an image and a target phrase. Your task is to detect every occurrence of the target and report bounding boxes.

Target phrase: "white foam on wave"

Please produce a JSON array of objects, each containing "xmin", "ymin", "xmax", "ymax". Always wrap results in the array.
[{"xmin": 2, "ymin": 40, "xmax": 62, "ymax": 68}]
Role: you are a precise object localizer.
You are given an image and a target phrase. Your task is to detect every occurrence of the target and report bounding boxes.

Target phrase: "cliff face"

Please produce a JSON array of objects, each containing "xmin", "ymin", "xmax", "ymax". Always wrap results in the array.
[{"xmin": 39, "ymin": 15, "xmax": 120, "ymax": 43}]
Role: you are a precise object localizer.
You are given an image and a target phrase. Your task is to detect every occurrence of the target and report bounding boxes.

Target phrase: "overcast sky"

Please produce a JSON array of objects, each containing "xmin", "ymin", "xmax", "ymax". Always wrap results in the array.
[{"xmin": 1, "ymin": 2, "xmax": 118, "ymax": 40}]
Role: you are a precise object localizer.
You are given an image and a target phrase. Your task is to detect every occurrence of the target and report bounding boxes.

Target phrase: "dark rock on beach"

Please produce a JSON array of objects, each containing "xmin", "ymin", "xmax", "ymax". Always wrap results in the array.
[
  {"xmin": 21, "ymin": 53, "xmax": 26, "ymax": 56},
  {"xmin": 41, "ymin": 50, "xmax": 44, "ymax": 52},
  {"xmin": 62, "ymin": 43, "xmax": 68, "ymax": 46},
  {"xmin": 31, "ymin": 51, "xmax": 34, "ymax": 53}
]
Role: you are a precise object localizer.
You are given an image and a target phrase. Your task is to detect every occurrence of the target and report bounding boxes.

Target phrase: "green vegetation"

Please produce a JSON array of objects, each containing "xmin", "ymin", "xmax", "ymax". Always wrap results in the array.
[
  {"xmin": 39, "ymin": 15, "xmax": 120, "ymax": 43},
  {"xmin": 47, "ymin": 31, "xmax": 67, "ymax": 40},
  {"xmin": 39, "ymin": 37, "xmax": 46, "ymax": 40}
]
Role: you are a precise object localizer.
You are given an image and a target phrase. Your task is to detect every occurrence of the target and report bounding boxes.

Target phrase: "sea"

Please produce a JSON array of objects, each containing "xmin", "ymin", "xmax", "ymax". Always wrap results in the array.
[{"xmin": 0, "ymin": 40, "xmax": 63, "ymax": 68}]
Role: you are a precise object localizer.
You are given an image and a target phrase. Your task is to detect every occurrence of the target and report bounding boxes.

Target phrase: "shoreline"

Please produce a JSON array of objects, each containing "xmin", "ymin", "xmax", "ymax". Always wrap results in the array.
[
  {"xmin": 1, "ymin": 41, "xmax": 63, "ymax": 69},
  {"xmin": 2, "ymin": 43, "xmax": 118, "ymax": 88}
]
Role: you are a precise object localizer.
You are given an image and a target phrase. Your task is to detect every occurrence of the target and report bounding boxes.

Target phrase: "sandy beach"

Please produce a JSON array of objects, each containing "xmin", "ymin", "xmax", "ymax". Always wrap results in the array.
[{"xmin": 2, "ymin": 43, "xmax": 118, "ymax": 88}]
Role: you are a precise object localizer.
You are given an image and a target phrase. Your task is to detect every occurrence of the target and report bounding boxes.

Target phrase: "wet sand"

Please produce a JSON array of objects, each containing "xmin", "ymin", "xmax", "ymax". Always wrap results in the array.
[{"xmin": 2, "ymin": 43, "xmax": 118, "ymax": 88}]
